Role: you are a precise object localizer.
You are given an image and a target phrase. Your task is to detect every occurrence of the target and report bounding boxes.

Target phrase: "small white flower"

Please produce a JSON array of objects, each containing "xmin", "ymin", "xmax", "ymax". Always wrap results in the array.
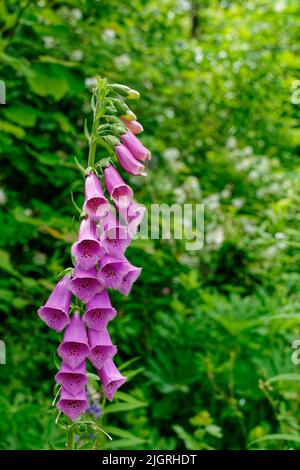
[
  {"xmin": 70, "ymin": 50, "xmax": 83, "ymax": 61},
  {"xmin": 43, "ymin": 36, "xmax": 55, "ymax": 49},
  {"xmin": 102, "ymin": 29, "xmax": 116, "ymax": 42},
  {"xmin": 85, "ymin": 77, "xmax": 98, "ymax": 88},
  {"xmin": 114, "ymin": 54, "xmax": 131, "ymax": 69}
]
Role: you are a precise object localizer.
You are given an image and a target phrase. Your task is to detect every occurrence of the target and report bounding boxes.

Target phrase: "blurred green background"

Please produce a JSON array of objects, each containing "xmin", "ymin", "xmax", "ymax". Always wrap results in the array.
[{"xmin": 0, "ymin": 0, "xmax": 300, "ymax": 450}]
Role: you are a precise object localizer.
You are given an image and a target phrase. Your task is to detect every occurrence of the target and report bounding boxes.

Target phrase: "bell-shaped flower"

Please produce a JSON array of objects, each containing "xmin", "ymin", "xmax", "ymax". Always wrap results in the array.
[
  {"xmin": 121, "ymin": 131, "xmax": 151, "ymax": 162},
  {"xmin": 115, "ymin": 144, "xmax": 146, "ymax": 176},
  {"xmin": 88, "ymin": 327, "xmax": 117, "ymax": 369},
  {"xmin": 83, "ymin": 172, "xmax": 109, "ymax": 222},
  {"xmin": 104, "ymin": 164, "xmax": 133, "ymax": 209},
  {"xmin": 55, "ymin": 361, "xmax": 88, "ymax": 396},
  {"xmin": 57, "ymin": 312, "xmax": 90, "ymax": 369},
  {"xmin": 118, "ymin": 256, "xmax": 142, "ymax": 296},
  {"xmin": 98, "ymin": 359, "xmax": 126, "ymax": 401},
  {"xmin": 70, "ymin": 265, "xmax": 104, "ymax": 303},
  {"xmin": 71, "ymin": 218, "xmax": 104, "ymax": 270},
  {"xmin": 38, "ymin": 275, "xmax": 71, "ymax": 332},
  {"xmin": 57, "ymin": 387, "xmax": 88, "ymax": 421},
  {"xmin": 100, "ymin": 210, "xmax": 131, "ymax": 256},
  {"xmin": 83, "ymin": 291, "xmax": 117, "ymax": 330},
  {"xmin": 97, "ymin": 254, "xmax": 128, "ymax": 290},
  {"xmin": 120, "ymin": 118, "xmax": 143, "ymax": 134}
]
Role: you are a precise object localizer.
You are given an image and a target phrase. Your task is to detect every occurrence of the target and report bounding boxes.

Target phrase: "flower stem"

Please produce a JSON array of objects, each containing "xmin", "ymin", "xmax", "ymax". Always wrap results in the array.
[
  {"xmin": 66, "ymin": 423, "xmax": 75, "ymax": 450},
  {"xmin": 87, "ymin": 107, "xmax": 99, "ymax": 168}
]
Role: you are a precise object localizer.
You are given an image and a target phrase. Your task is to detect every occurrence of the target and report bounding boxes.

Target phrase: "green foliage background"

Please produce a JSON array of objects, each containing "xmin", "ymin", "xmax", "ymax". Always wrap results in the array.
[{"xmin": 0, "ymin": 0, "xmax": 300, "ymax": 450}]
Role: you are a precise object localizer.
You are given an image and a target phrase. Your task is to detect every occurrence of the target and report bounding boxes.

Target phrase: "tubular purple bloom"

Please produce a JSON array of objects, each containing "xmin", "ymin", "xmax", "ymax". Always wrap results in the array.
[
  {"xmin": 98, "ymin": 359, "xmax": 126, "ymax": 401},
  {"xmin": 120, "ymin": 118, "xmax": 144, "ymax": 134},
  {"xmin": 97, "ymin": 254, "xmax": 128, "ymax": 290},
  {"xmin": 104, "ymin": 164, "xmax": 133, "ymax": 209},
  {"xmin": 38, "ymin": 275, "xmax": 71, "ymax": 332},
  {"xmin": 55, "ymin": 361, "xmax": 88, "ymax": 396},
  {"xmin": 71, "ymin": 218, "xmax": 104, "ymax": 270},
  {"xmin": 115, "ymin": 143, "xmax": 146, "ymax": 176},
  {"xmin": 121, "ymin": 131, "xmax": 151, "ymax": 162},
  {"xmin": 100, "ymin": 211, "xmax": 131, "ymax": 256},
  {"xmin": 83, "ymin": 172, "xmax": 109, "ymax": 222},
  {"xmin": 57, "ymin": 387, "xmax": 88, "ymax": 421},
  {"xmin": 83, "ymin": 291, "xmax": 117, "ymax": 330},
  {"xmin": 70, "ymin": 265, "xmax": 104, "ymax": 303},
  {"xmin": 118, "ymin": 256, "xmax": 142, "ymax": 296},
  {"xmin": 88, "ymin": 327, "xmax": 117, "ymax": 369},
  {"xmin": 57, "ymin": 312, "xmax": 90, "ymax": 369}
]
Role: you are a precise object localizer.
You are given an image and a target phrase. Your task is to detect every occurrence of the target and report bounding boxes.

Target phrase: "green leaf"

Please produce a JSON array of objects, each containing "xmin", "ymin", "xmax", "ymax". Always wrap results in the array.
[
  {"xmin": 248, "ymin": 434, "xmax": 300, "ymax": 447},
  {"xmin": 87, "ymin": 372, "xmax": 100, "ymax": 381},
  {"xmin": 27, "ymin": 64, "xmax": 69, "ymax": 100},
  {"xmin": 2, "ymin": 104, "xmax": 39, "ymax": 128},
  {"xmin": 266, "ymin": 373, "xmax": 300, "ymax": 385}
]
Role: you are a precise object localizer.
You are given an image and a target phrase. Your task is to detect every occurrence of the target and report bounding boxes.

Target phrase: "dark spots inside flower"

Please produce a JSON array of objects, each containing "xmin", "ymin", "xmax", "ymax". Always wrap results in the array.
[
  {"xmin": 66, "ymin": 343, "xmax": 81, "ymax": 358},
  {"xmin": 65, "ymin": 400, "xmax": 81, "ymax": 410},
  {"xmin": 90, "ymin": 309, "xmax": 104, "ymax": 321},
  {"xmin": 65, "ymin": 374, "xmax": 82, "ymax": 386},
  {"xmin": 92, "ymin": 347, "xmax": 105, "ymax": 361},
  {"xmin": 107, "ymin": 238, "xmax": 118, "ymax": 248},
  {"xmin": 103, "ymin": 266, "xmax": 116, "ymax": 280}
]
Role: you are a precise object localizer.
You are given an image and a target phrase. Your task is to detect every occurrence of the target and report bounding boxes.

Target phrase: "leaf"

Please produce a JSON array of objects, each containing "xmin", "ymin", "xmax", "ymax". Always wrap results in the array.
[
  {"xmin": 266, "ymin": 374, "xmax": 300, "ymax": 385},
  {"xmin": 2, "ymin": 104, "xmax": 39, "ymax": 128},
  {"xmin": 248, "ymin": 433, "xmax": 300, "ymax": 447},
  {"xmin": 27, "ymin": 64, "xmax": 69, "ymax": 100},
  {"xmin": 87, "ymin": 372, "xmax": 100, "ymax": 381},
  {"xmin": 0, "ymin": 250, "xmax": 20, "ymax": 277},
  {"xmin": 118, "ymin": 356, "xmax": 141, "ymax": 371},
  {"xmin": 0, "ymin": 120, "xmax": 25, "ymax": 138},
  {"xmin": 53, "ymin": 352, "xmax": 61, "ymax": 371},
  {"xmin": 100, "ymin": 437, "xmax": 146, "ymax": 449}
]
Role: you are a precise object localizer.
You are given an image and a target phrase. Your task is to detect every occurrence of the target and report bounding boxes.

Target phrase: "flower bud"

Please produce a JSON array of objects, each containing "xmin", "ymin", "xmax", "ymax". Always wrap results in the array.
[{"xmin": 109, "ymin": 84, "xmax": 140, "ymax": 99}]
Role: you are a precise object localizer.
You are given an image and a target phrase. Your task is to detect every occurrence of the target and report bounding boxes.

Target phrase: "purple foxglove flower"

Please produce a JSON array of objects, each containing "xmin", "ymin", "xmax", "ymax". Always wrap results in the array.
[
  {"xmin": 57, "ymin": 312, "xmax": 90, "ymax": 369},
  {"xmin": 38, "ymin": 275, "xmax": 71, "ymax": 332},
  {"xmin": 57, "ymin": 387, "xmax": 88, "ymax": 421},
  {"xmin": 71, "ymin": 218, "xmax": 104, "ymax": 270},
  {"xmin": 118, "ymin": 256, "xmax": 142, "ymax": 296},
  {"xmin": 55, "ymin": 361, "xmax": 88, "ymax": 396},
  {"xmin": 120, "ymin": 118, "xmax": 143, "ymax": 134},
  {"xmin": 88, "ymin": 327, "xmax": 117, "ymax": 369},
  {"xmin": 83, "ymin": 172, "xmax": 109, "ymax": 222},
  {"xmin": 83, "ymin": 291, "xmax": 117, "ymax": 330},
  {"xmin": 115, "ymin": 144, "xmax": 146, "ymax": 176},
  {"xmin": 104, "ymin": 164, "xmax": 133, "ymax": 209},
  {"xmin": 70, "ymin": 265, "xmax": 104, "ymax": 303},
  {"xmin": 97, "ymin": 254, "xmax": 128, "ymax": 290},
  {"xmin": 98, "ymin": 359, "xmax": 126, "ymax": 401},
  {"xmin": 100, "ymin": 211, "xmax": 131, "ymax": 256},
  {"xmin": 116, "ymin": 202, "xmax": 146, "ymax": 236},
  {"xmin": 121, "ymin": 131, "xmax": 151, "ymax": 162}
]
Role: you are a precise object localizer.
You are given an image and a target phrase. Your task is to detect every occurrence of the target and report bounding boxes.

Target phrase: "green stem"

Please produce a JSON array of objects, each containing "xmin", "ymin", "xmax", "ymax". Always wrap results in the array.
[
  {"xmin": 66, "ymin": 424, "xmax": 75, "ymax": 450},
  {"xmin": 87, "ymin": 110, "xmax": 99, "ymax": 168}
]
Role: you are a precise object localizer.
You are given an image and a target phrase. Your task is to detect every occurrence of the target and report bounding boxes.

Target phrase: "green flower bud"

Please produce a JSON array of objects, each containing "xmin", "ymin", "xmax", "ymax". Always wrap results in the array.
[
  {"xmin": 122, "ymin": 110, "xmax": 136, "ymax": 121},
  {"xmin": 127, "ymin": 89, "xmax": 140, "ymax": 99},
  {"xmin": 109, "ymin": 84, "xmax": 140, "ymax": 99}
]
